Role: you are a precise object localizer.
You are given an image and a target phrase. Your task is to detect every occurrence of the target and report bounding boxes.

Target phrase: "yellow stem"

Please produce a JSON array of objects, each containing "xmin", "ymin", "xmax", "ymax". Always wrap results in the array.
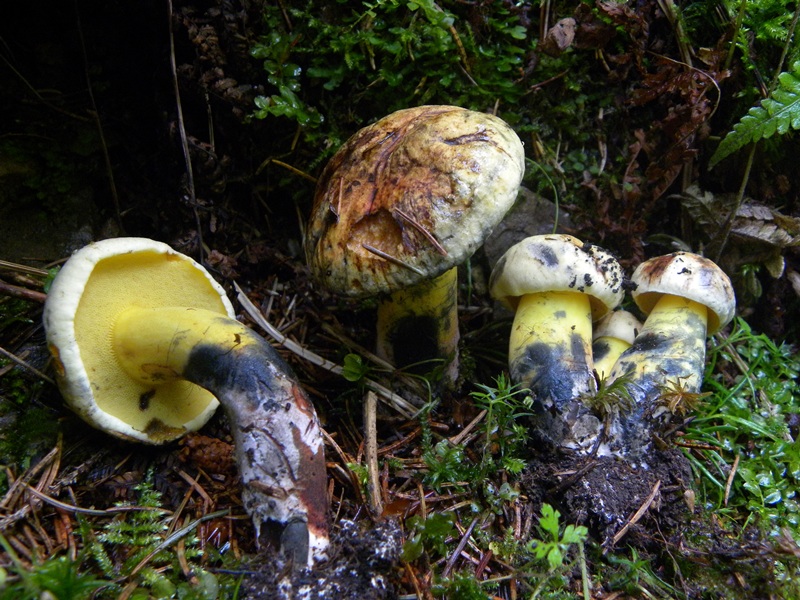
[
  {"xmin": 592, "ymin": 336, "xmax": 631, "ymax": 383},
  {"xmin": 113, "ymin": 306, "xmax": 256, "ymax": 384},
  {"xmin": 376, "ymin": 266, "xmax": 459, "ymax": 383},
  {"xmin": 608, "ymin": 294, "xmax": 708, "ymax": 395},
  {"xmin": 509, "ymin": 290, "xmax": 594, "ymax": 403}
]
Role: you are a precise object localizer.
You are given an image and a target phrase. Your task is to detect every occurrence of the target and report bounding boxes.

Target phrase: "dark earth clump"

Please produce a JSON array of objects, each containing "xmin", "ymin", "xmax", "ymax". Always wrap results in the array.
[
  {"xmin": 522, "ymin": 448, "xmax": 693, "ymax": 547},
  {"xmin": 240, "ymin": 519, "xmax": 402, "ymax": 600}
]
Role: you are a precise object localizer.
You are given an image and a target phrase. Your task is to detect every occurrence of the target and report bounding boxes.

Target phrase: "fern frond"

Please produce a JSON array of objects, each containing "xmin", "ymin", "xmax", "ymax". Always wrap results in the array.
[{"xmin": 710, "ymin": 63, "xmax": 800, "ymax": 167}]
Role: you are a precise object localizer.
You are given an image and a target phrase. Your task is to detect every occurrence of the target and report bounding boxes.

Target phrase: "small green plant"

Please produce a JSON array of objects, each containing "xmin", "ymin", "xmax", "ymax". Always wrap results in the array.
[
  {"xmin": 604, "ymin": 547, "xmax": 680, "ymax": 598},
  {"xmin": 86, "ymin": 473, "xmax": 222, "ymax": 599},
  {"xmin": 401, "ymin": 512, "xmax": 456, "ymax": 562},
  {"xmin": 489, "ymin": 504, "xmax": 588, "ymax": 598},
  {"xmin": 432, "ymin": 571, "xmax": 493, "ymax": 599},
  {"xmin": 470, "ymin": 374, "xmax": 532, "ymax": 475},
  {"xmin": 341, "ymin": 353, "xmax": 371, "ymax": 382},
  {"xmin": 529, "ymin": 504, "xmax": 588, "ymax": 572},
  {"xmin": 687, "ymin": 318, "xmax": 800, "ymax": 532},
  {"xmin": 422, "ymin": 438, "xmax": 477, "ymax": 492},
  {"xmin": 0, "ymin": 535, "xmax": 111, "ymax": 600}
]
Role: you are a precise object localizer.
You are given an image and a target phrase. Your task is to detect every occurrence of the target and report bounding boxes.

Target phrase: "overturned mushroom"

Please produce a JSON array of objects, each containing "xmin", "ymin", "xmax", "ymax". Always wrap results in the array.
[
  {"xmin": 43, "ymin": 238, "xmax": 329, "ymax": 568},
  {"xmin": 607, "ymin": 252, "xmax": 735, "ymax": 456},
  {"xmin": 489, "ymin": 234, "xmax": 624, "ymax": 451},
  {"xmin": 305, "ymin": 105, "xmax": 525, "ymax": 385}
]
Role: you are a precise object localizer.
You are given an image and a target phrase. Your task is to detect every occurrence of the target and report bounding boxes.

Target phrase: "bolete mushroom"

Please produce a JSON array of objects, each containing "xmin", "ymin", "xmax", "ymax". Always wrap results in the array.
[
  {"xmin": 591, "ymin": 310, "xmax": 643, "ymax": 382},
  {"xmin": 606, "ymin": 252, "xmax": 735, "ymax": 433},
  {"xmin": 43, "ymin": 238, "xmax": 329, "ymax": 567},
  {"xmin": 489, "ymin": 234, "xmax": 624, "ymax": 451},
  {"xmin": 305, "ymin": 105, "xmax": 525, "ymax": 385}
]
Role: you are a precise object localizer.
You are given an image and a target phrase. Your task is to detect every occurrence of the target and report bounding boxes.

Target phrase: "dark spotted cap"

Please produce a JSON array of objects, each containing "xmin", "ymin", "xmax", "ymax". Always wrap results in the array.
[
  {"xmin": 489, "ymin": 234, "xmax": 625, "ymax": 321},
  {"xmin": 630, "ymin": 252, "xmax": 736, "ymax": 334}
]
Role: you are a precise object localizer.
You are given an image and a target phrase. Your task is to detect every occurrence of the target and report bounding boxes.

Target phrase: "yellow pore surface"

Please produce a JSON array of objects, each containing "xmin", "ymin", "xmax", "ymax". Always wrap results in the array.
[{"xmin": 74, "ymin": 251, "xmax": 229, "ymax": 433}]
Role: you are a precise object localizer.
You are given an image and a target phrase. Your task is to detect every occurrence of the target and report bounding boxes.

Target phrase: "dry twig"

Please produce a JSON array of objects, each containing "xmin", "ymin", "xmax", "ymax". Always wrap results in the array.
[
  {"xmin": 610, "ymin": 479, "xmax": 662, "ymax": 547},
  {"xmin": 235, "ymin": 282, "xmax": 418, "ymax": 418}
]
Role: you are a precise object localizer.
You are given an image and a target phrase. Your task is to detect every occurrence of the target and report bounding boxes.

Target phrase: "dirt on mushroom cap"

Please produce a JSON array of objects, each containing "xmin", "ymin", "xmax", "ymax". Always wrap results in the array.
[
  {"xmin": 631, "ymin": 252, "xmax": 736, "ymax": 333},
  {"xmin": 489, "ymin": 234, "xmax": 625, "ymax": 320},
  {"xmin": 305, "ymin": 105, "xmax": 525, "ymax": 297}
]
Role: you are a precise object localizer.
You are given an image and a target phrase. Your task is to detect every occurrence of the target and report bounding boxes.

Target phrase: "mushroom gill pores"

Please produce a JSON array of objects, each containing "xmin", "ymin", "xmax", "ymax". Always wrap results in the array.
[
  {"xmin": 44, "ymin": 238, "xmax": 329, "ymax": 568},
  {"xmin": 489, "ymin": 234, "xmax": 624, "ymax": 452},
  {"xmin": 305, "ymin": 105, "xmax": 525, "ymax": 382}
]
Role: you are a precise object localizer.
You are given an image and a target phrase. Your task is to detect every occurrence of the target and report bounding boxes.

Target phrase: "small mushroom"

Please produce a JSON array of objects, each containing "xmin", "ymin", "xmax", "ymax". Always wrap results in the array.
[
  {"xmin": 607, "ymin": 252, "xmax": 735, "ymax": 453},
  {"xmin": 591, "ymin": 310, "xmax": 643, "ymax": 382},
  {"xmin": 305, "ymin": 105, "xmax": 525, "ymax": 385},
  {"xmin": 43, "ymin": 238, "xmax": 329, "ymax": 567},
  {"xmin": 489, "ymin": 234, "xmax": 624, "ymax": 451}
]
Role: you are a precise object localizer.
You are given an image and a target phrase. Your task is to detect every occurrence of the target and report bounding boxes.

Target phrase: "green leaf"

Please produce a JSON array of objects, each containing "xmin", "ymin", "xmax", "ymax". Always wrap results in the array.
[
  {"xmin": 546, "ymin": 546, "xmax": 563, "ymax": 570},
  {"xmin": 710, "ymin": 63, "xmax": 800, "ymax": 167},
  {"xmin": 342, "ymin": 353, "xmax": 369, "ymax": 382},
  {"xmin": 539, "ymin": 503, "xmax": 561, "ymax": 540}
]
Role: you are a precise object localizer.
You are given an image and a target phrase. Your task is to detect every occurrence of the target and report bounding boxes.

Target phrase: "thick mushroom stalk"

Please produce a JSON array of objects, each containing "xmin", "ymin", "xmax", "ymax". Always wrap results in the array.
[
  {"xmin": 507, "ymin": 290, "xmax": 594, "ymax": 401},
  {"xmin": 305, "ymin": 105, "xmax": 525, "ymax": 387},
  {"xmin": 114, "ymin": 306, "xmax": 329, "ymax": 566},
  {"xmin": 490, "ymin": 234, "xmax": 624, "ymax": 452},
  {"xmin": 607, "ymin": 253, "xmax": 735, "ymax": 457},
  {"xmin": 591, "ymin": 310, "xmax": 642, "ymax": 382},
  {"xmin": 375, "ymin": 267, "xmax": 459, "ymax": 379},
  {"xmin": 43, "ymin": 238, "xmax": 329, "ymax": 568}
]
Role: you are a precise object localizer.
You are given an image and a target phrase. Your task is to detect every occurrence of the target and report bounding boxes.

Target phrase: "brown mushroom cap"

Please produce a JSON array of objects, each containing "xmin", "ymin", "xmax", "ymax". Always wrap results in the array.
[
  {"xmin": 305, "ymin": 105, "xmax": 525, "ymax": 297},
  {"xmin": 631, "ymin": 252, "xmax": 736, "ymax": 334},
  {"xmin": 489, "ymin": 234, "xmax": 625, "ymax": 321}
]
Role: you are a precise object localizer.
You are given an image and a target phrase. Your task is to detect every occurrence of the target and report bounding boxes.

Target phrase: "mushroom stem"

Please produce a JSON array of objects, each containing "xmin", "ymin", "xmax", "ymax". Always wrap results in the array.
[
  {"xmin": 591, "ymin": 310, "xmax": 643, "ymax": 382},
  {"xmin": 507, "ymin": 290, "xmax": 607, "ymax": 453},
  {"xmin": 592, "ymin": 336, "xmax": 629, "ymax": 383},
  {"xmin": 375, "ymin": 266, "xmax": 459, "ymax": 384},
  {"xmin": 607, "ymin": 294, "xmax": 708, "ymax": 457},
  {"xmin": 608, "ymin": 294, "xmax": 708, "ymax": 400},
  {"xmin": 114, "ymin": 306, "xmax": 329, "ymax": 568},
  {"xmin": 508, "ymin": 290, "xmax": 594, "ymax": 402}
]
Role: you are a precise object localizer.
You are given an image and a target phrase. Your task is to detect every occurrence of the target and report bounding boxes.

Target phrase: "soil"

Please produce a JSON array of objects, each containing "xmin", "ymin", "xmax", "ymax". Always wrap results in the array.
[
  {"xmin": 2, "ymin": 1, "xmax": 800, "ymax": 598},
  {"xmin": 522, "ymin": 449, "xmax": 693, "ymax": 548}
]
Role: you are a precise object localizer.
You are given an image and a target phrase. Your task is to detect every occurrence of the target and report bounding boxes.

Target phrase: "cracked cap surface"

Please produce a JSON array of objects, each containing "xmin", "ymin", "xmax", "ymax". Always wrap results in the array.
[{"xmin": 305, "ymin": 105, "xmax": 525, "ymax": 297}]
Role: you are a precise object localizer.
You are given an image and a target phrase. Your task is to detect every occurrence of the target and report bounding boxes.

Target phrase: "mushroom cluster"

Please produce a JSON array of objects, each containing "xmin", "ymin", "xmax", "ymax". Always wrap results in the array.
[
  {"xmin": 44, "ymin": 238, "xmax": 329, "ymax": 568},
  {"xmin": 489, "ymin": 236, "xmax": 736, "ymax": 460}
]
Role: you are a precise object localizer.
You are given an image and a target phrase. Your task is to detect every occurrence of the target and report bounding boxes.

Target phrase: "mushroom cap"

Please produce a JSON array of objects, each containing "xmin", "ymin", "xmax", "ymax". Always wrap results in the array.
[
  {"xmin": 305, "ymin": 105, "xmax": 525, "ymax": 297},
  {"xmin": 43, "ymin": 237, "xmax": 235, "ymax": 444},
  {"xmin": 592, "ymin": 309, "xmax": 643, "ymax": 344},
  {"xmin": 630, "ymin": 252, "xmax": 736, "ymax": 334},
  {"xmin": 489, "ymin": 234, "xmax": 624, "ymax": 320}
]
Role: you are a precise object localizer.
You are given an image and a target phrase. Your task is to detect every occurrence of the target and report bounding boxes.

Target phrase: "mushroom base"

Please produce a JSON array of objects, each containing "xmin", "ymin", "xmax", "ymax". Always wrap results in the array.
[
  {"xmin": 507, "ymin": 291, "xmax": 603, "ymax": 453},
  {"xmin": 607, "ymin": 294, "xmax": 708, "ymax": 459}
]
